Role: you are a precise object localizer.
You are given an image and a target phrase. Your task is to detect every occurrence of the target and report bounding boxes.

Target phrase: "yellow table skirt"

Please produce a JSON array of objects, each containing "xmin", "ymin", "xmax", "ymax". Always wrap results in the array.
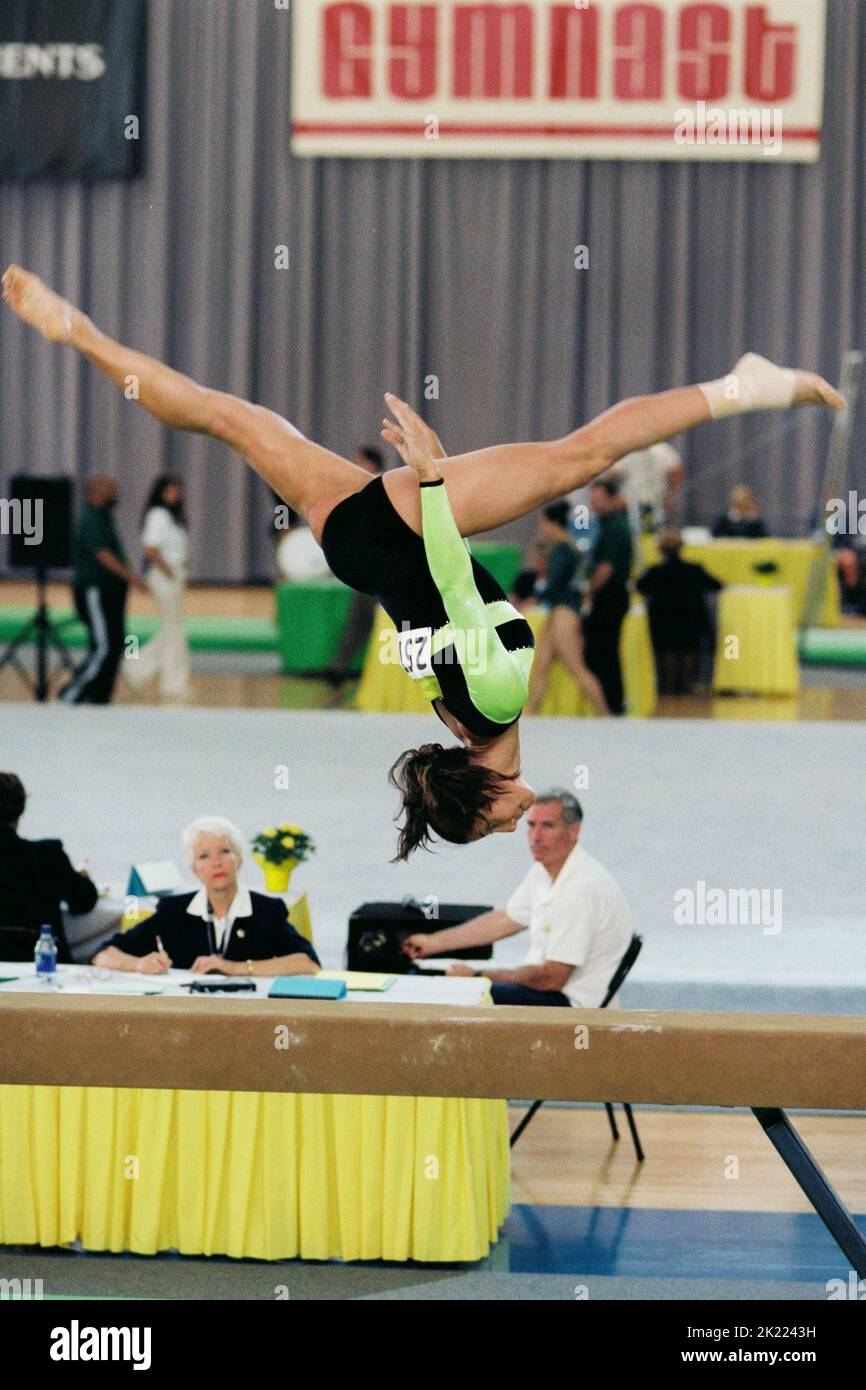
[
  {"xmin": 640, "ymin": 536, "xmax": 840, "ymax": 627},
  {"xmin": 713, "ymin": 587, "xmax": 800, "ymax": 696},
  {"xmin": 0, "ymin": 1086, "xmax": 509, "ymax": 1263},
  {"xmin": 355, "ymin": 604, "xmax": 657, "ymax": 718}
]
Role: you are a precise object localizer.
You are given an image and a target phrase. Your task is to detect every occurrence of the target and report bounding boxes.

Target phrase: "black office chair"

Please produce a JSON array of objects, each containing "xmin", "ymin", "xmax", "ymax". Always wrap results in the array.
[
  {"xmin": 0, "ymin": 925, "xmax": 38, "ymax": 963},
  {"xmin": 509, "ymin": 933, "xmax": 645, "ymax": 1161}
]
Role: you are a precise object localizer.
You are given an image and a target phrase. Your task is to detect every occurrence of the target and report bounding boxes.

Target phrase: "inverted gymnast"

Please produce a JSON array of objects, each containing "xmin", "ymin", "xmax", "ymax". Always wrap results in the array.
[{"xmin": 2, "ymin": 265, "xmax": 844, "ymax": 857}]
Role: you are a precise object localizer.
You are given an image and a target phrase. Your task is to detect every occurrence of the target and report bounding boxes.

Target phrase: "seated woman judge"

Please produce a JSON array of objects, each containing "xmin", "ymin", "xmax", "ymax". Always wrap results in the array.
[{"xmin": 92, "ymin": 817, "xmax": 321, "ymax": 977}]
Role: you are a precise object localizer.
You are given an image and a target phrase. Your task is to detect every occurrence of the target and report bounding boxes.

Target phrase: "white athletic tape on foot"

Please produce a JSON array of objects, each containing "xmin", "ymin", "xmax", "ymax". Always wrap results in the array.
[{"xmin": 699, "ymin": 353, "xmax": 796, "ymax": 419}]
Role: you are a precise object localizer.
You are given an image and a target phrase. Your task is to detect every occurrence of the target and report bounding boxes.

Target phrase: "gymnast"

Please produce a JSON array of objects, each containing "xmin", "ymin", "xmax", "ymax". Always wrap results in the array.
[{"xmin": 2, "ymin": 265, "xmax": 844, "ymax": 857}]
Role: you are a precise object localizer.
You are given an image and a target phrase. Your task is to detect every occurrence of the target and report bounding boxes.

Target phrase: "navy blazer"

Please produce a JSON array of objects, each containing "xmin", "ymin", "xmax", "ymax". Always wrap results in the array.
[
  {"xmin": 0, "ymin": 827, "xmax": 98, "ymax": 963},
  {"xmin": 96, "ymin": 890, "xmax": 320, "ymax": 969}
]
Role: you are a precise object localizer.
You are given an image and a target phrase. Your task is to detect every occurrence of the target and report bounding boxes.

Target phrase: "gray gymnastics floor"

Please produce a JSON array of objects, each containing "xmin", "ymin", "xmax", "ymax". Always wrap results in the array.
[{"xmin": 3, "ymin": 705, "xmax": 865, "ymax": 1015}]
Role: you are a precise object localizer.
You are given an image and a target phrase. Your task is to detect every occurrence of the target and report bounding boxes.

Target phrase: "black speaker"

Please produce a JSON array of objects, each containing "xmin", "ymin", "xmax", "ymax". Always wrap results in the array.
[
  {"xmin": 347, "ymin": 900, "xmax": 493, "ymax": 974},
  {"xmin": 7, "ymin": 476, "xmax": 73, "ymax": 570}
]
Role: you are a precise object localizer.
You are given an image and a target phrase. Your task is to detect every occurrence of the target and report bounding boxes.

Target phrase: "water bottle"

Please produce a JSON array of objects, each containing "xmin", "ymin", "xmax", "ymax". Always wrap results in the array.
[{"xmin": 34, "ymin": 925, "xmax": 58, "ymax": 984}]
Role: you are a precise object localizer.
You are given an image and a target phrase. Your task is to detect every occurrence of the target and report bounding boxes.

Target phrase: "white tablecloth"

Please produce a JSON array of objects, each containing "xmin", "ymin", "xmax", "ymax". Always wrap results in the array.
[{"xmin": 0, "ymin": 962, "xmax": 490, "ymax": 1006}]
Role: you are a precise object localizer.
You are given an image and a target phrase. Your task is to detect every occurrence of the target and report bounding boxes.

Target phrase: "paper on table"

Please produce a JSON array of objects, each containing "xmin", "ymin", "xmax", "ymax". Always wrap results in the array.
[
  {"xmin": 411, "ymin": 958, "xmax": 482, "ymax": 973},
  {"xmin": 317, "ymin": 971, "xmax": 395, "ymax": 991},
  {"xmin": 89, "ymin": 979, "xmax": 168, "ymax": 995}
]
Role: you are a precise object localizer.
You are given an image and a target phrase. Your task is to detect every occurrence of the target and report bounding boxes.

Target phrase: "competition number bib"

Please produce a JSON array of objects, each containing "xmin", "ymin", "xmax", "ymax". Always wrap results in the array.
[{"xmin": 398, "ymin": 625, "xmax": 435, "ymax": 680}]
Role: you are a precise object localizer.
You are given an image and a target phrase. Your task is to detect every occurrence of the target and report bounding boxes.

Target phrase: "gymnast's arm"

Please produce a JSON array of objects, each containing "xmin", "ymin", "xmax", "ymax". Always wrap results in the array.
[{"xmin": 419, "ymin": 481, "xmax": 530, "ymax": 721}]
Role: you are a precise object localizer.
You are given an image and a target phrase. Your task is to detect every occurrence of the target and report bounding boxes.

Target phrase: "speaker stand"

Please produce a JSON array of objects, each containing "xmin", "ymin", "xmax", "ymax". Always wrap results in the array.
[{"xmin": 0, "ymin": 567, "xmax": 77, "ymax": 702}]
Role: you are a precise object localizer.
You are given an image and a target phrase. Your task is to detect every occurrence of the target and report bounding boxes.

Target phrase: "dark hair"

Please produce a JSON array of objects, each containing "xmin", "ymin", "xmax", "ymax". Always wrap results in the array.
[
  {"xmin": 359, "ymin": 446, "xmax": 385, "ymax": 472},
  {"xmin": 0, "ymin": 772, "xmax": 26, "ymax": 824},
  {"xmin": 591, "ymin": 477, "xmax": 621, "ymax": 499},
  {"xmin": 510, "ymin": 568, "xmax": 538, "ymax": 603},
  {"xmin": 143, "ymin": 474, "xmax": 185, "ymax": 525},
  {"xmin": 388, "ymin": 744, "xmax": 511, "ymax": 861},
  {"xmin": 543, "ymin": 501, "xmax": 571, "ymax": 528}
]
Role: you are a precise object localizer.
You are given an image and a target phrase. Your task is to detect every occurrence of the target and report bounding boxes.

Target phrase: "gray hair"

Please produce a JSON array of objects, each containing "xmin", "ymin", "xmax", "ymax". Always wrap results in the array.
[
  {"xmin": 535, "ymin": 789, "xmax": 583, "ymax": 824},
  {"xmin": 181, "ymin": 816, "xmax": 246, "ymax": 868}
]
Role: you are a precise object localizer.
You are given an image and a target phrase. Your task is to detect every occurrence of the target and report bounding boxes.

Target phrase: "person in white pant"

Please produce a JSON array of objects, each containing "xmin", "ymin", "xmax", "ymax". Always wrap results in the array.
[{"xmin": 126, "ymin": 475, "xmax": 191, "ymax": 699}]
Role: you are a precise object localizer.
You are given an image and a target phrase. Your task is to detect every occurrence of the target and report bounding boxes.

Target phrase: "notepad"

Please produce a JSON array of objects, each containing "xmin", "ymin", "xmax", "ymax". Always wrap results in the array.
[
  {"xmin": 317, "ymin": 971, "xmax": 395, "ymax": 992},
  {"xmin": 268, "ymin": 977, "xmax": 347, "ymax": 1000}
]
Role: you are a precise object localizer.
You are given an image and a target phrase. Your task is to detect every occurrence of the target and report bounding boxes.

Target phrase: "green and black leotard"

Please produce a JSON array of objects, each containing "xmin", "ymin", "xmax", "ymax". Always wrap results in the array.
[{"xmin": 321, "ymin": 476, "xmax": 535, "ymax": 737}]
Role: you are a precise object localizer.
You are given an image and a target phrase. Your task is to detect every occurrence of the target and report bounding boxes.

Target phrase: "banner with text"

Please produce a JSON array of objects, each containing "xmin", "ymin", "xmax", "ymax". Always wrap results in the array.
[
  {"xmin": 0, "ymin": 0, "xmax": 145, "ymax": 181},
  {"xmin": 291, "ymin": 0, "xmax": 826, "ymax": 161}
]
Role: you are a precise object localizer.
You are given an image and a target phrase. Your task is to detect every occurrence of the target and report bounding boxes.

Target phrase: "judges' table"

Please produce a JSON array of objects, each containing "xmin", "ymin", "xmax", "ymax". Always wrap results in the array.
[
  {"xmin": 712, "ymin": 586, "xmax": 800, "ymax": 696},
  {"xmin": 0, "ymin": 968, "xmax": 509, "ymax": 1263},
  {"xmin": 639, "ymin": 536, "xmax": 840, "ymax": 627},
  {"xmin": 355, "ymin": 601, "xmax": 657, "ymax": 717}
]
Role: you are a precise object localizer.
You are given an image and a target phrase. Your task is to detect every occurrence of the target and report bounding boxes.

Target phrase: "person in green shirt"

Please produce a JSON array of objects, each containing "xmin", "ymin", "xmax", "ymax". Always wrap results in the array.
[
  {"xmin": 2, "ymin": 264, "xmax": 843, "ymax": 853},
  {"xmin": 62, "ymin": 476, "xmax": 146, "ymax": 704}
]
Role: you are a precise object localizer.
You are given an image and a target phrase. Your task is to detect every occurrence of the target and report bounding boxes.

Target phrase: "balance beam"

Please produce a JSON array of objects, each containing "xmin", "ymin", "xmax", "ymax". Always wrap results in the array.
[
  {"xmin": 1, "ymin": 996, "xmax": 864, "ymax": 1105},
  {"xmin": 2, "ymin": 997, "xmax": 864, "ymax": 1274}
]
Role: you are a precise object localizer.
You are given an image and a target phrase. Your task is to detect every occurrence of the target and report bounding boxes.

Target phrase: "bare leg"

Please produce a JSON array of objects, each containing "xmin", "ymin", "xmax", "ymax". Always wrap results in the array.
[
  {"xmin": 525, "ymin": 620, "xmax": 557, "ymax": 716},
  {"xmin": 547, "ymin": 607, "xmax": 610, "ymax": 716},
  {"xmin": 383, "ymin": 359, "xmax": 843, "ymax": 538},
  {"xmin": 1, "ymin": 266, "xmax": 368, "ymax": 532}
]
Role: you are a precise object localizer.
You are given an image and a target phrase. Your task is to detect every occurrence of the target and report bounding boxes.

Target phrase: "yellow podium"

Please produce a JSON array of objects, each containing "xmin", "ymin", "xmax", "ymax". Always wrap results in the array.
[{"xmin": 713, "ymin": 586, "xmax": 800, "ymax": 696}]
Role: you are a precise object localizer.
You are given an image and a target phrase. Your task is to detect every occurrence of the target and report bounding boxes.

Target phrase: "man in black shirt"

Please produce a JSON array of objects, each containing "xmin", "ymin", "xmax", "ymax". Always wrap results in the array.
[
  {"xmin": 637, "ymin": 531, "xmax": 722, "ymax": 694},
  {"xmin": 0, "ymin": 773, "xmax": 97, "ymax": 962},
  {"xmin": 582, "ymin": 479, "xmax": 634, "ymax": 715},
  {"xmin": 61, "ymin": 476, "xmax": 147, "ymax": 705}
]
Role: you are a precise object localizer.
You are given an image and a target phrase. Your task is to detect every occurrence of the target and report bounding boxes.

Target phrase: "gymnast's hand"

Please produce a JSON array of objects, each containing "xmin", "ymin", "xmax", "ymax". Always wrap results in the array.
[{"xmin": 382, "ymin": 393, "xmax": 443, "ymax": 482}]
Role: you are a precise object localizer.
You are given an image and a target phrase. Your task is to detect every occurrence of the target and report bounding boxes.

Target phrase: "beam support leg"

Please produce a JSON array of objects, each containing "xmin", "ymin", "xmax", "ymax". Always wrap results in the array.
[{"xmin": 753, "ymin": 1107, "xmax": 866, "ymax": 1278}]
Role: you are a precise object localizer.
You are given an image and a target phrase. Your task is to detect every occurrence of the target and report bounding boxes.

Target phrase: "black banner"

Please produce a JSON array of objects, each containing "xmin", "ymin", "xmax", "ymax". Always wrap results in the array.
[{"xmin": 0, "ymin": 0, "xmax": 145, "ymax": 181}]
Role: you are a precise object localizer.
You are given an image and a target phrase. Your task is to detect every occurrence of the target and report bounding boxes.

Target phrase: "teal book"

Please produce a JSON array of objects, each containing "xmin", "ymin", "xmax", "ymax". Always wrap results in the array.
[{"xmin": 268, "ymin": 976, "xmax": 347, "ymax": 1000}]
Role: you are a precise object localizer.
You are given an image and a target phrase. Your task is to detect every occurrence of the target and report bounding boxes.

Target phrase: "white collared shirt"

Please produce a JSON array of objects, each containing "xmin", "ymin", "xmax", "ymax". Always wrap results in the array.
[
  {"xmin": 186, "ymin": 885, "xmax": 253, "ymax": 954},
  {"xmin": 505, "ymin": 844, "xmax": 632, "ymax": 1007}
]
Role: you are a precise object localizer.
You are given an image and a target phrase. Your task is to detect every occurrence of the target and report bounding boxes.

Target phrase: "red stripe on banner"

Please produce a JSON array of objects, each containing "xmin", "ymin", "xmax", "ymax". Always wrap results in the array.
[{"xmin": 292, "ymin": 122, "xmax": 821, "ymax": 139}]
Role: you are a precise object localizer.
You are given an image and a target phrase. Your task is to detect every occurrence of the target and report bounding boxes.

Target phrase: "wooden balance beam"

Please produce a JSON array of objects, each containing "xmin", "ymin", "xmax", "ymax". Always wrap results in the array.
[{"xmin": 2, "ymin": 996, "xmax": 864, "ymax": 1274}]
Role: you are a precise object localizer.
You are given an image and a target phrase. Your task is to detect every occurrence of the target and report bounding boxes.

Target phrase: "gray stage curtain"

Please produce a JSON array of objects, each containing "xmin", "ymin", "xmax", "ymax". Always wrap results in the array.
[{"xmin": 1, "ymin": 0, "xmax": 864, "ymax": 581}]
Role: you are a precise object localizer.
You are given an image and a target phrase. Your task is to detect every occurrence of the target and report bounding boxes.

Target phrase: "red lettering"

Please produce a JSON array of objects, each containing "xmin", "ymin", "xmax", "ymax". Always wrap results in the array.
[
  {"xmin": 744, "ymin": 4, "xmax": 796, "ymax": 102},
  {"xmin": 549, "ymin": 4, "xmax": 599, "ymax": 100},
  {"xmin": 390, "ymin": 5, "xmax": 437, "ymax": 99},
  {"xmin": 678, "ymin": 4, "xmax": 730, "ymax": 101},
  {"xmin": 613, "ymin": 3, "xmax": 664, "ymax": 100},
  {"xmin": 453, "ymin": 3, "xmax": 533, "ymax": 99},
  {"xmin": 323, "ymin": 2, "xmax": 372, "ymax": 99}
]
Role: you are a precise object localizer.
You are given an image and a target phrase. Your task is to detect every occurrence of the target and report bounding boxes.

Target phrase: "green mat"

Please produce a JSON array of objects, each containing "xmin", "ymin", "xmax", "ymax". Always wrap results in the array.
[
  {"xmin": 799, "ymin": 627, "xmax": 866, "ymax": 667},
  {"xmin": 0, "ymin": 607, "xmax": 278, "ymax": 654}
]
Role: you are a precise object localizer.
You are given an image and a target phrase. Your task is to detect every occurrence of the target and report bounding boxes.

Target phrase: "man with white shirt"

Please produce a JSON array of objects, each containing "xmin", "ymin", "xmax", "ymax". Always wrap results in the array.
[
  {"xmin": 616, "ymin": 442, "xmax": 684, "ymax": 538},
  {"xmin": 402, "ymin": 791, "xmax": 632, "ymax": 1006}
]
